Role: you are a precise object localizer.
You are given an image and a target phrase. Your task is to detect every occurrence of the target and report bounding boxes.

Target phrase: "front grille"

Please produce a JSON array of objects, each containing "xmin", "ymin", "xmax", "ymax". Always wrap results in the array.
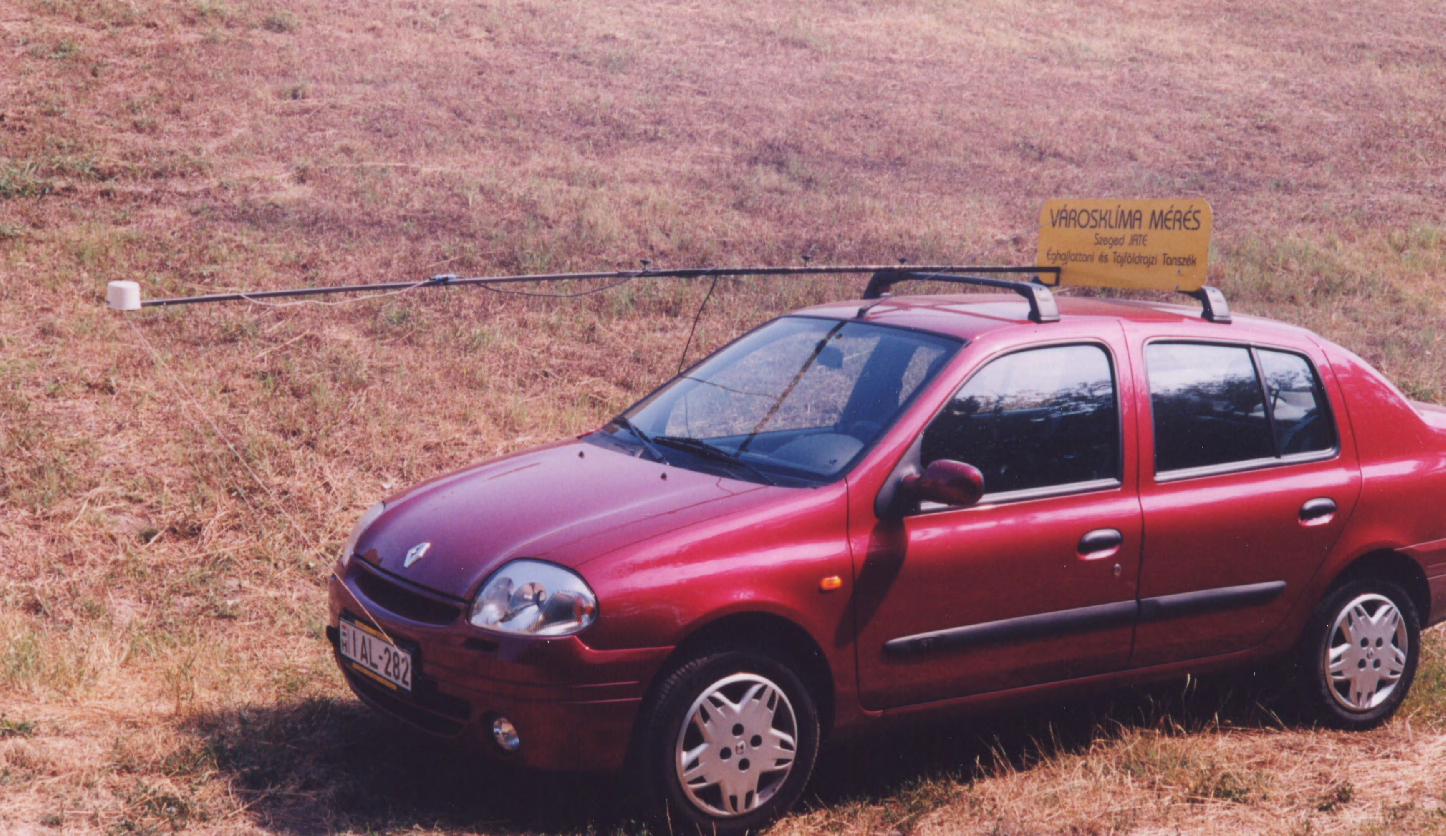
[
  {"xmin": 346, "ymin": 670, "xmax": 470, "ymax": 736},
  {"xmin": 353, "ymin": 567, "xmax": 463, "ymax": 625}
]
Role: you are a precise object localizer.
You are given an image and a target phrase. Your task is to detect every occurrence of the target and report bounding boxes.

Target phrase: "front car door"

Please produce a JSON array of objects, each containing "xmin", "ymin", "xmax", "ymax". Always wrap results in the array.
[
  {"xmin": 1128, "ymin": 334, "xmax": 1362, "ymax": 667},
  {"xmin": 851, "ymin": 334, "xmax": 1144, "ymax": 709}
]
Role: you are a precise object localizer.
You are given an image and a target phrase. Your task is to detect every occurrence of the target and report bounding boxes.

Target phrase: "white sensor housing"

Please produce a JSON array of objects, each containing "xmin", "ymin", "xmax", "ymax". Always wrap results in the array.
[{"xmin": 107, "ymin": 281, "xmax": 141, "ymax": 311}]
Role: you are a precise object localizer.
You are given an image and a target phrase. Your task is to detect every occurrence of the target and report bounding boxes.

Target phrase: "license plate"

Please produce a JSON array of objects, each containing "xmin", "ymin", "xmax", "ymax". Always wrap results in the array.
[{"xmin": 338, "ymin": 617, "xmax": 413, "ymax": 694}]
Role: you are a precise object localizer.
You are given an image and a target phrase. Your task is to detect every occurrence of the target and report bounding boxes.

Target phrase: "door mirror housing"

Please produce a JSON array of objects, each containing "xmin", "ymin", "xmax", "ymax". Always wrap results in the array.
[{"xmin": 902, "ymin": 460, "xmax": 985, "ymax": 509}]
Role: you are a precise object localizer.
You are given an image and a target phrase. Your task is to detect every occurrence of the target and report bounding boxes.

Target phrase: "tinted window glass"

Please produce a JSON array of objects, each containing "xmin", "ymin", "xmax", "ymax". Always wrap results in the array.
[
  {"xmin": 921, "ymin": 345, "xmax": 1119, "ymax": 494},
  {"xmin": 1146, "ymin": 343, "xmax": 1273, "ymax": 472},
  {"xmin": 1259, "ymin": 349, "xmax": 1336, "ymax": 455}
]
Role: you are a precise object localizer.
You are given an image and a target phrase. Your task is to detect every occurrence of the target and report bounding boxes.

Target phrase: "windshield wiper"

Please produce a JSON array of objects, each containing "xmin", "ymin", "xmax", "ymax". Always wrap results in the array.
[
  {"xmin": 655, "ymin": 435, "xmax": 777, "ymax": 486},
  {"xmin": 609, "ymin": 416, "xmax": 667, "ymax": 463}
]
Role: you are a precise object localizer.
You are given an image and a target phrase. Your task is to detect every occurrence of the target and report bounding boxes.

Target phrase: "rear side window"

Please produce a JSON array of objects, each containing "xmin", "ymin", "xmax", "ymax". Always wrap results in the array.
[
  {"xmin": 1147, "ymin": 344, "xmax": 1273, "ymax": 471},
  {"xmin": 1146, "ymin": 342, "xmax": 1335, "ymax": 474},
  {"xmin": 921, "ymin": 344, "xmax": 1120, "ymax": 494},
  {"xmin": 1258, "ymin": 349, "xmax": 1336, "ymax": 455}
]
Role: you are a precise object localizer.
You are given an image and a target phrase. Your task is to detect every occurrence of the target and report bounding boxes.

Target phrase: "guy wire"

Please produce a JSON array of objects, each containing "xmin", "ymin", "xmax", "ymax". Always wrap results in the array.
[{"xmin": 124, "ymin": 315, "xmax": 400, "ymax": 643}]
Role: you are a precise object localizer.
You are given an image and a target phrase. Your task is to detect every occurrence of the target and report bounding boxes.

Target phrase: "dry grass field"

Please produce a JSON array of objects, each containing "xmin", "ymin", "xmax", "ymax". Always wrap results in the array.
[{"xmin": 3, "ymin": 0, "xmax": 1446, "ymax": 833}]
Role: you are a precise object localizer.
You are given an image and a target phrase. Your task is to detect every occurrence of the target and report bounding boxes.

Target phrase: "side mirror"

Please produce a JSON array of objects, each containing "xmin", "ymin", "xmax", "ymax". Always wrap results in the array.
[{"xmin": 901, "ymin": 460, "xmax": 985, "ymax": 508}]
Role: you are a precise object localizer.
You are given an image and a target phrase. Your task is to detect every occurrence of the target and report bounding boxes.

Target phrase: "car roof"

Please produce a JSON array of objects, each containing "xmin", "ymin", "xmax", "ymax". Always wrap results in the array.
[{"xmin": 797, "ymin": 292, "xmax": 1318, "ymax": 344}]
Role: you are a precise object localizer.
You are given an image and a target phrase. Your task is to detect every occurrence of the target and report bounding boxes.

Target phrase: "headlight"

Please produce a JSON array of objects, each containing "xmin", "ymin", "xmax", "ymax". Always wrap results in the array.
[
  {"xmin": 468, "ymin": 560, "xmax": 598, "ymax": 636},
  {"xmin": 340, "ymin": 501, "xmax": 386, "ymax": 567}
]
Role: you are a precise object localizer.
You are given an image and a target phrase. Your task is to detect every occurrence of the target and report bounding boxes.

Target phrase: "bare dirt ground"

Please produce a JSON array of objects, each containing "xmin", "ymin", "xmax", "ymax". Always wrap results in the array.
[{"xmin": 2, "ymin": 0, "xmax": 1445, "ymax": 833}]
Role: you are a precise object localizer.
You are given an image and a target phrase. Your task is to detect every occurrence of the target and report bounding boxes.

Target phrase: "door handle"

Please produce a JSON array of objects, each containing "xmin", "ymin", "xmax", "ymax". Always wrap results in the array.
[
  {"xmin": 1078, "ymin": 528, "xmax": 1123, "ymax": 558},
  {"xmin": 1299, "ymin": 497, "xmax": 1337, "ymax": 524}
]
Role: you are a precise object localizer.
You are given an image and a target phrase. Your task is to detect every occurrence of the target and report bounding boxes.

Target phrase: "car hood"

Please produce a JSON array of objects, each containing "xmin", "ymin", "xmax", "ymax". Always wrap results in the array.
[{"xmin": 355, "ymin": 438, "xmax": 770, "ymax": 598}]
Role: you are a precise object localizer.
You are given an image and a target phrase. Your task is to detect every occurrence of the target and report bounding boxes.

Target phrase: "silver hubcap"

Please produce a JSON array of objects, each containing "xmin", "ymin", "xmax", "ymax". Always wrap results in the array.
[
  {"xmin": 1326, "ymin": 593, "xmax": 1409, "ymax": 712},
  {"xmin": 674, "ymin": 672, "xmax": 798, "ymax": 818}
]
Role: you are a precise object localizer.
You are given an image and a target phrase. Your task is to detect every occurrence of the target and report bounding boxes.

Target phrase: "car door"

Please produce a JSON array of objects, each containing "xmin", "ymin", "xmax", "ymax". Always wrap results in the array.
[
  {"xmin": 1128, "ymin": 336, "xmax": 1362, "ymax": 667},
  {"xmin": 851, "ymin": 337, "xmax": 1144, "ymax": 710}
]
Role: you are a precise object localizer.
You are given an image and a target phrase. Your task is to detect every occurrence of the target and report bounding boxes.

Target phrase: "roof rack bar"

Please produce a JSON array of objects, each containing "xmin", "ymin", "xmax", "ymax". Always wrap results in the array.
[
  {"xmin": 1182, "ymin": 286, "xmax": 1231, "ymax": 323},
  {"xmin": 860, "ymin": 266, "xmax": 1060, "ymax": 300},
  {"xmin": 863, "ymin": 269, "xmax": 1061, "ymax": 323}
]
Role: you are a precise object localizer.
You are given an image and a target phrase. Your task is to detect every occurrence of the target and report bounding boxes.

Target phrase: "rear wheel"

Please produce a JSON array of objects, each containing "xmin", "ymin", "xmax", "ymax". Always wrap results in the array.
[
  {"xmin": 1299, "ymin": 579, "xmax": 1420, "ymax": 728},
  {"xmin": 634, "ymin": 649, "xmax": 819, "ymax": 835}
]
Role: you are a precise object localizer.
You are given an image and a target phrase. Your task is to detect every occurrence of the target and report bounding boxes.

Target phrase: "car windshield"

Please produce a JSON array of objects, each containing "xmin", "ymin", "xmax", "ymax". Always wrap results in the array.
[{"xmin": 596, "ymin": 316, "xmax": 961, "ymax": 485}]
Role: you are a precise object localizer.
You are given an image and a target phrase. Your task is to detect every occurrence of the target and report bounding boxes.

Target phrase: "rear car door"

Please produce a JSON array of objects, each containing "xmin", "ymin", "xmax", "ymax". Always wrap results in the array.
[
  {"xmin": 1129, "ymin": 337, "xmax": 1362, "ymax": 667},
  {"xmin": 852, "ymin": 337, "xmax": 1144, "ymax": 709}
]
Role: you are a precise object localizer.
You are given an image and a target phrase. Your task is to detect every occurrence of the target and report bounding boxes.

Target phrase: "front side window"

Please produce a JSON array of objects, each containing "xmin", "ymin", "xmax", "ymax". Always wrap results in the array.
[
  {"xmin": 606, "ymin": 317, "xmax": 960, "ymax": 484},
  {"xmin": 1146, "ymin": 342, "xmax": 1336, "ymax": 474},
  {"xmin": 920, "ymin": 344, "xmax": 1120, "ymax": 495}
]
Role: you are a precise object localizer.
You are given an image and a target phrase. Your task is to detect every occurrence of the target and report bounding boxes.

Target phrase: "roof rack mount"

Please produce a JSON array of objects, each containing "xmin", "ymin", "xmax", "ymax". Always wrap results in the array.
[{"xmin": 1182, "ymin": 286, "xmax": 1231, "ymax": 323}]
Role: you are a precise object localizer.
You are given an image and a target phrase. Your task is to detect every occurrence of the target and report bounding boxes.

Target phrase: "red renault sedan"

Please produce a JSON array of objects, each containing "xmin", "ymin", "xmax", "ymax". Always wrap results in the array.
[{"xmin": 328, "ymin": 284, "xmax": 1446, "ymax": 834}]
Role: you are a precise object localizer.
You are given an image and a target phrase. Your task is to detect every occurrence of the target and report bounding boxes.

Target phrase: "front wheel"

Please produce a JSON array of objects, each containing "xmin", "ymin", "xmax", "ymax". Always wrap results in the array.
[
  {"xmin": 1299, "ymin": 579, "xmax": 1420, "ymax": 729},
  {"xmin": 634, "ymin": 649, "xmax": 820, "ymax": 835}
]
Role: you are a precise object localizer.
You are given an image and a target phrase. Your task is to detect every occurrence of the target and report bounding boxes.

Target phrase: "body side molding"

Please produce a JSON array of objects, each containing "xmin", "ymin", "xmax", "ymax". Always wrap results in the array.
[
  {"xmin": 882, "ymin": 581, "xmax": 1289, "ymax": 658},
  {"xmin": 1136, "ymin": 580, "xmax": 1288, "ymax": 623},
  {"xmin": 882, "ymin": 600, "xmax": 1137, "ymax": 658}
]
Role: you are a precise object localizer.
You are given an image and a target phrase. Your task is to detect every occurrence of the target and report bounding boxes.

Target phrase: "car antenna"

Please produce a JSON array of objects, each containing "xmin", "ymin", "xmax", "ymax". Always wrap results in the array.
[{"xmin": 105, "ymin": 264, "xmax": 1061, "ymax": 310}]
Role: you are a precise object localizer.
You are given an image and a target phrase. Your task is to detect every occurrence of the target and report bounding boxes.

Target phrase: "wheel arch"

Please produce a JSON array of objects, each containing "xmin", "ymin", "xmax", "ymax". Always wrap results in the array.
[
  {"xmin": 1328, "ymin": 548, "xmax": 1431, "ymax": 622},
  {"xmin": 652, "ymin": 611, "xmax": 836, "ymax": 736}
]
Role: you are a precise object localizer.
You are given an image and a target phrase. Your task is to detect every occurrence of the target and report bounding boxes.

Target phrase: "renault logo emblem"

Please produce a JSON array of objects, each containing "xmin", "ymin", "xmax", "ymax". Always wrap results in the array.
[{"xmin": 403, "ymin": 542, "xmax": 431, "ymax": 568}]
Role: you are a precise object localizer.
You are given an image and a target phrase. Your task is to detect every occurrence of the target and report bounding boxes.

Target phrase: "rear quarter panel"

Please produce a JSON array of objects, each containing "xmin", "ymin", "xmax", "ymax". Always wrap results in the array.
[{"xmin": 1311, "ymin": 341, "xmax": 1446, "ymax": 625}]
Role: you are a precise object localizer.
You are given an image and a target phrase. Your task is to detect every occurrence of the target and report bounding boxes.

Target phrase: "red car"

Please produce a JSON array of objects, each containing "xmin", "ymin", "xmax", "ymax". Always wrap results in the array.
[{"xmin": 328, "ymin": 277, "xmax": 1446, "ymax": 834}]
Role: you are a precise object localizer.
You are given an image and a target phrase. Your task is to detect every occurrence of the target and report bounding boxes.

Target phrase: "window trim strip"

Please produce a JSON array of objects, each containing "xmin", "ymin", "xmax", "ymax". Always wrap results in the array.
[
  {"xmin": 1154, "ymin": 448, "xmax": 1338, "ymax": 483},
  {"xmin": 916, "ymin": 477, "xmax": 1122, "ymax": 513}
]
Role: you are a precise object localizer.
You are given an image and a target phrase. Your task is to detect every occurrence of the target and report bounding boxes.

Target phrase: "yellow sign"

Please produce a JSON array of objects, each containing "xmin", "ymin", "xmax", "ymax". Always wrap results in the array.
[{"xmin": 1037, "ymin": 199, "xmax": 1211, "ymax": 291}]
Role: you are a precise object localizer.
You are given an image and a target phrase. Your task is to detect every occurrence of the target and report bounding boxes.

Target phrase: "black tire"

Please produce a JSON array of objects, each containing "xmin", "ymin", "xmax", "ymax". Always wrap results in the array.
[
  {"xmin": 1297, "ymin": 578, "xmax": 1420, "ymax": 729},
  {"xmin": 632, "ymin": 649, "xmax": 820, "ymax": 836}
]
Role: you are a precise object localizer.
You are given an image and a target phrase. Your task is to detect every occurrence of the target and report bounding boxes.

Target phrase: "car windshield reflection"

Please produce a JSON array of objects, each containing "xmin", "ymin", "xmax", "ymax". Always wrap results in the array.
[{"xmin": 595, "ymin": 316, "xmax": 961, "ymax": 485}]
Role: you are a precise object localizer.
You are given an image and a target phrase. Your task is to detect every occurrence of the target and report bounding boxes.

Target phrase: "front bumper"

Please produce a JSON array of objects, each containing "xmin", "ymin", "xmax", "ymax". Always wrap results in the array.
[{"xmin": 327, "ymin": 563, "xmax": 672, "ymax": 772}]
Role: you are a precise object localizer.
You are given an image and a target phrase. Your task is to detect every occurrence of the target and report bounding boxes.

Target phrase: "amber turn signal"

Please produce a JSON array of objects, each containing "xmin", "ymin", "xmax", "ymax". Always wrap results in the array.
[{"xmin": 819, "ymin": 576, "xmax": 843, "ymax": 592}]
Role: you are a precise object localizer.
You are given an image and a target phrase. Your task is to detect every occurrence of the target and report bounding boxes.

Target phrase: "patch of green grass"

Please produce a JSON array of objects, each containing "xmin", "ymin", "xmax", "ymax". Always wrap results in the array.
[
  {"xmin": 43, "ymin": 154, "xmax": 105, "ymax": 180},
  {"xmin": 114, "ymin": 781, "xmax": 205, "ymax": 831},
  {"xmin": 1116, "ymin": 734, "xmax": 1268, "ymax": 804},
  {"xmin": 1316, "ymin": 781, "xmax": 1354, "ymax": 812},
  {"xmin": 876, "ymin": 774, "xmax": 962, "ymax": 830},
  {"xmin": 29, "ymin": 38, "xmax": 78, "ymax": 60},
  {"xmin": 0, "ymin": 163, "xmax": 53, "ymax": 199},
  {"xmin": 262, "ymin": 11, "xmax": 298, "ymax": 32},
  {"xmin": 0, "ymin": 715, "xmax": 37, "ymax": 738},
  {"xmin": 0, "ymin": 619, "xmax": 96, "ymax": 688},
  {"xmin": 10, "ymin": 451, "xmax": 77, "ymax": 511},
  {"xmin": 1404, "ymin": 630, "xmax": 1446, "ymax": 725},
  {"xmin": 192, "ymin": 0, "xmax": 228, "ymax": 22},
  {"xmin": 1225, "ymin": 235, "xmax": 1369, "ymax": 304}
]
